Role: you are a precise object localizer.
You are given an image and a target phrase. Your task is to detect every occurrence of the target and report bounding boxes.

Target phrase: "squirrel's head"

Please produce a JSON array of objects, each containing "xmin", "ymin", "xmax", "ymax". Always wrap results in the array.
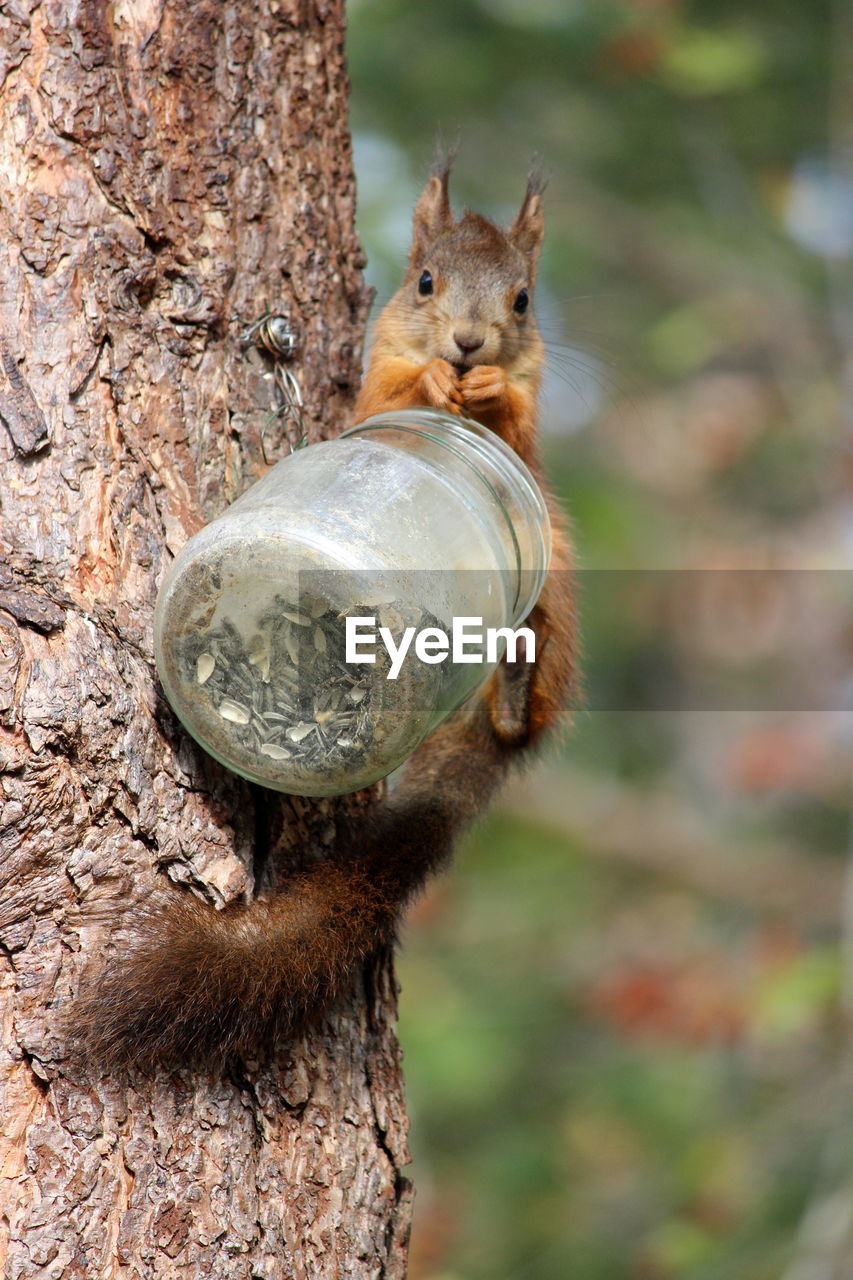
[{"xmin": 384, "ymin": 161, "xmax": 545, "ymax": 375}]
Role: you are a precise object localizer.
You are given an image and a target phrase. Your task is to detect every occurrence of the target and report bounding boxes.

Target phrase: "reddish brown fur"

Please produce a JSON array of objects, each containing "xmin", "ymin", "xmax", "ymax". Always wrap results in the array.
[
  {"xmin": 73, "ymin": 160, "xmax": 578, "ymax": 1070},
  {"xmin": 355, "ymin": 156, "xmax": 576, "ymax": 747}
]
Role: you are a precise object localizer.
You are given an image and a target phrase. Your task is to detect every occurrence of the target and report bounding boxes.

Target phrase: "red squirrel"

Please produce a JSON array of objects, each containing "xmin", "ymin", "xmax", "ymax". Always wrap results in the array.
[{"xmin": 75, "ymin": 159, "xmax": 578, "ymax": 1068}]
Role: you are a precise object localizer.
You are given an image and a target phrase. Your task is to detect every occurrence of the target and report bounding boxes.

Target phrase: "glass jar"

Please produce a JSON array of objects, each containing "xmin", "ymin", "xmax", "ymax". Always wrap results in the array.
[{"xmin": 153, "ymin": 409, "xmax": 551, "ymax": 796}]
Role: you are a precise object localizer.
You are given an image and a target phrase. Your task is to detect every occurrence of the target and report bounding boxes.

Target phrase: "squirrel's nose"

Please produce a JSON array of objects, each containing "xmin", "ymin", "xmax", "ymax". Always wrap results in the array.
[{"xmin": 453, "ymin": 331, "xmax": 484, "ymax": 356}]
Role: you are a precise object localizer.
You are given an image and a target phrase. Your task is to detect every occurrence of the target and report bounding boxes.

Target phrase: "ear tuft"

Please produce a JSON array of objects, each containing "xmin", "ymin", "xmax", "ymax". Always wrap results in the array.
[
  {"xmin": 509, "ymin": 162, "xmax": 547, "ymax": 264},
  {"xmin": 409, "ymin": 148, "xmax": 457, "ymax": 266}
]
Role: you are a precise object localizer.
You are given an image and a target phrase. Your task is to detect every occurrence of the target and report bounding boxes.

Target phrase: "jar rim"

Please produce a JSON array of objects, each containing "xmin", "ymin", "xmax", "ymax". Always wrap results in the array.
[{"xmin": 342, "ymin": 409, "xmax": 551, "ymax": 624}]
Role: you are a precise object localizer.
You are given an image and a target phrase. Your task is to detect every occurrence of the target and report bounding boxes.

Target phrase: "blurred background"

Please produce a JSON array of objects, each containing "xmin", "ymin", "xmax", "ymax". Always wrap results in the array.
[{"xmin": 346, "ymin": 1, "xmax": 852, "ymax": 1276}]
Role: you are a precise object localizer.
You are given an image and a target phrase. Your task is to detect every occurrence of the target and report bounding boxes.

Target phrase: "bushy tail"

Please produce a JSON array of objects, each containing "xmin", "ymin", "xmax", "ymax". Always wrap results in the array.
[{"xmin": 72, "ymin": 703, "xmax": 516, "ymax": 1070}]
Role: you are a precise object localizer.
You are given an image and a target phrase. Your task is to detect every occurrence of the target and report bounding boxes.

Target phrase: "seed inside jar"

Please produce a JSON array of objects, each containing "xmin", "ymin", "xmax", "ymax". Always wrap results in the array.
[
  {"xmin": 175, "ymin": 589, "xmax": 454, "ymax": 786},
  {"xmin": 218, "ymin": 697, "xmax": 250, "ymax": 724},
  {"xmin": 196, "ymin": 653, "xmax": 216, "ymax": 684}
]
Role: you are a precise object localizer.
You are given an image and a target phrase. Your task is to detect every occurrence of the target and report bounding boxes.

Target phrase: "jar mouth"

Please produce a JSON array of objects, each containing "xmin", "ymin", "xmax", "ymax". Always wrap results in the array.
[{"xmin": 342, "ymin": 410, "xmax": 551, "ymax": 624}]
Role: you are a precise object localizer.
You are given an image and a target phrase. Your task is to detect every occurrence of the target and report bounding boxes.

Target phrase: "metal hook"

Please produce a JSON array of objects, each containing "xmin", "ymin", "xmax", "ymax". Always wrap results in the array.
[
  {"xmin": 240, "ymin": 310, "xmax": 305, "ymax": 462},
  {"xmin": 241, "ymin": 312, "xmax": 299, "ymax": 361}
]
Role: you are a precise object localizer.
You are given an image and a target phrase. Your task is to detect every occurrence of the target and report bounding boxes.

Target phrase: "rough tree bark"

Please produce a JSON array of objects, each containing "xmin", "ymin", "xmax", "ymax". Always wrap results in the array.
[{"xmin": 0, "ymin": 2, "xmax": 413, "ymax": 1276}]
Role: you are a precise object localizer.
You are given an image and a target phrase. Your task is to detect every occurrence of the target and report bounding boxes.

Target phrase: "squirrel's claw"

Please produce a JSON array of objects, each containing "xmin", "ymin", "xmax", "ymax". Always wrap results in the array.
[
  {"xmin": 420, "ymin": 358, "xmax": 464, "ymax": 413},
  {"xmin": 459, "ymin": 365, "xmax": 508, "ymax": 407}
]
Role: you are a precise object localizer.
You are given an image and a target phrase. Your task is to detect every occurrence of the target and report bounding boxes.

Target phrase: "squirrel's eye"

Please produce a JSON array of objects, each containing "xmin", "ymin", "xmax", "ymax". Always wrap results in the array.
[
  {"xmin": 418, "ymin": 270, "xmax": 433, "ymax": 296},
  {"xmin": 513, "ymin": 288, "xmax": 529, "ymax": 315}
]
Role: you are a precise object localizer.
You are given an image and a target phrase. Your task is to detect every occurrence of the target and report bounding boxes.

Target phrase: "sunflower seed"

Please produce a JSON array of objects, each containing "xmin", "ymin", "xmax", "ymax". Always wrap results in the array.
[
  {"xmin": 285, "ymin": 631, "xmax": 300, "ymax": 665},
  {"xmin": 287, "ymin": 722, "xmax": 315, "ymax": 743},
  {"xmin": 196, "ymin": 653, "xmax": 216, "ymax": 684},
  {"xmin": 218, "ymin": 698, "xmax": 250, "ymax": 724}
]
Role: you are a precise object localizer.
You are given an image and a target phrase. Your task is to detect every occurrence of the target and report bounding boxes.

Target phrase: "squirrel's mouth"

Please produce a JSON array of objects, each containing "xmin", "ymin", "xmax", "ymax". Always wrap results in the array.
[{"xmin": 451, "ymin": 360, "xmax": 469, "ymax": 376}]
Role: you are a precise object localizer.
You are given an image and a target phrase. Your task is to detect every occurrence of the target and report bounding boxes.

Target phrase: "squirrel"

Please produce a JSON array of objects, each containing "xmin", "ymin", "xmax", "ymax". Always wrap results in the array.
[{"xmin": 74, "ymin": 157, "xmax": 578, "ymax": 1070}]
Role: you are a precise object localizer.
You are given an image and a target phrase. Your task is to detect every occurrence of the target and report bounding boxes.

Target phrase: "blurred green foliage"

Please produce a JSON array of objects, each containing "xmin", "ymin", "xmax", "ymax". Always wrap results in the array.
[{"xmin": 346, "ymin": 1, "xmax": 851, "ymax": 1276}]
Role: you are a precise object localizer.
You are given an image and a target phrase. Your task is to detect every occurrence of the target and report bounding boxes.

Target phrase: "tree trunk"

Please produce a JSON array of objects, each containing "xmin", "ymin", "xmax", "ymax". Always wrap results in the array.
[{"xmin": 0, "ymin": 2, "xmax": 412, "ymax": 1276}]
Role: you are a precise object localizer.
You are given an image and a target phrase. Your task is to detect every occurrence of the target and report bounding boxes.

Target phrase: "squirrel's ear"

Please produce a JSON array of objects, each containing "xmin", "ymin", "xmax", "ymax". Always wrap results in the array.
[
  {"xmin": 409, "ymin": 159, "xmax": 454, "ymax": 265},
  {"xmin": 509, "ymin": 167, "xmax": 546, "ymax": 265}
]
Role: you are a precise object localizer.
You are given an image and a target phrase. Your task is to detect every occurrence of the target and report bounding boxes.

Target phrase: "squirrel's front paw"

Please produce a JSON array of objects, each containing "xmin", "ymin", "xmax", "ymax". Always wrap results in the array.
[
  {"xmin": 420, "ymin": 359, "xmax": 463, "ymax": 412},
  {"xmin": 459, "ymin": 365, "xmax": 508, "ymax": 407}
]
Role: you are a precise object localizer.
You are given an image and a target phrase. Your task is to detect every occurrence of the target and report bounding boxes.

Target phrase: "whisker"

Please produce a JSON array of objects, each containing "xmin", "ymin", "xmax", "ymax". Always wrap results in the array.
[
  {"xmin": 537, "ymin": 327, "xmax": 626, "ymax": 363},
  {"xmin": 542, "ymin": 343, "xmax": 644, "ymax": 411},
  {"xmin": 542, "ymin": 363, "xmax": 594, "ymax": 409},
  {"xmin": 545, "ymin": 355, "xmax": 635, "ymax": 405},
  {"xmin": 541, "ymin": 338, "xmax": 620, "ymax": 366}
]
